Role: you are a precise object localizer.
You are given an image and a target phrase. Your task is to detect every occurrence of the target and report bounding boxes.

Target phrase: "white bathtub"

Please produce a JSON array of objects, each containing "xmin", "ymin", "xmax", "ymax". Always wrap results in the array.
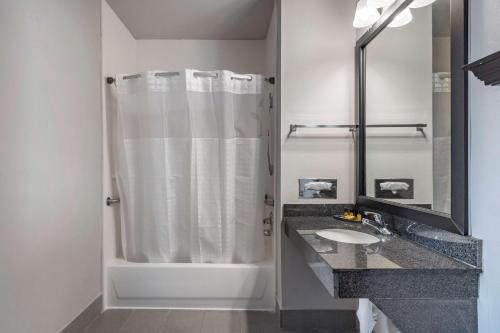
[{"xmin": 105, "ymin": 258, "xmax": 275, "ymax": 310}]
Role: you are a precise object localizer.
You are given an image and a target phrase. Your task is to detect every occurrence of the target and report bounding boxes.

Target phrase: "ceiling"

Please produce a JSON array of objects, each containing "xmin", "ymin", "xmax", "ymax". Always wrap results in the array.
[{"xmin": 106, "ymin": 0, "xmax": 274, "ymax": 40}]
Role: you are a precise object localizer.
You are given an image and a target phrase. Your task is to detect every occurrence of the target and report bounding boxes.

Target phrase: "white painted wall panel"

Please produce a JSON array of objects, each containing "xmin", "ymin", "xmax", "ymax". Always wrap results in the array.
[
  {"xmin": 279, "ymin": 0, "xmax": 358, "ymax": 310},
  {"xmin": 469, "ymin": 0, "xmax": 500, "ymax": 332},
  {"xmin": 0, "ymin": 1, "xmax": 102, "ymax": 332},
  {"xmin": 101, "ymin": 0, "xmax": 137, "ymax": 309},
  {"xmin": 280, "ymin": 0, "xmax": 357, "ymax": 206},
  {"xmin": 137, "ymin": 40, "xmax": 266, "ymax": 75}
]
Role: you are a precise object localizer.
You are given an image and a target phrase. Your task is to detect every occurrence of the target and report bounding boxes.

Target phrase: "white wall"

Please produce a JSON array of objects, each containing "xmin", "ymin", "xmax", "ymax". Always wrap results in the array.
[
  {"xmin": 267, "ymin": 1, "xmax": 283, "ymax": 308},
  {"xmin": 365, "ymin": 7, "xmax": 434, "ymax": 206},
  {"xmin": 280, "ymin": 0, "xmax": 357, "ymax": 206},
  {"xmin": 136, "ymin": 40, "xmax": 266, "ymax": 74},
  {"xmin": 469, "ymin": 0, "xmax": 500, "ymax": 331},
  {"xmin": 101, "ymin": 0, "xmax": 137, "ymax": 309},
  {"xmin": 0, "ymin": 0, "xmax": 102, "ymax": 332},
  {"xmin": 279, "ymin": 0, "xmax": 358, "ymax": 310}
]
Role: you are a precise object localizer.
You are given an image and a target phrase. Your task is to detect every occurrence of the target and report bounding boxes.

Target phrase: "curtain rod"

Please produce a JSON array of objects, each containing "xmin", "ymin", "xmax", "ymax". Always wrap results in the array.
[{"xmin": 106, "ymin": 74, "xmax": 275, "ymax": 85}]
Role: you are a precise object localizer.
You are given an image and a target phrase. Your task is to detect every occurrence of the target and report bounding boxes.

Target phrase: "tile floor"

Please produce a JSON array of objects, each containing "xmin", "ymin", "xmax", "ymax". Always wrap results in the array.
[{"xmin": 81, "ymin": 310, "xmax": 341, "ymax": 333}]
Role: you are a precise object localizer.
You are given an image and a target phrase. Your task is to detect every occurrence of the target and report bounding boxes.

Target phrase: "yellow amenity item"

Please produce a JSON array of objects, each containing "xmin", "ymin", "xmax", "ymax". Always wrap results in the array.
[{"xmin": 342, "ymin": 211, "xmax": 362, "ymax": 222}]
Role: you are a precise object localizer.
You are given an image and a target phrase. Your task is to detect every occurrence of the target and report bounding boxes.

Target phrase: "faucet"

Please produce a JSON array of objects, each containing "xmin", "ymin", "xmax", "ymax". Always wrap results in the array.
[{"xmin": 362, "ymin": 211, "xmax": 392, "ymax": 236}]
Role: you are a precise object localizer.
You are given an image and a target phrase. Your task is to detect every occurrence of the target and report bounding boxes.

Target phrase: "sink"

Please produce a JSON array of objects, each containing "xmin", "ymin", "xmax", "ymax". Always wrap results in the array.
[{"xmin": 315, "ymin": 229, "xmax": 380, "ymax": 245}]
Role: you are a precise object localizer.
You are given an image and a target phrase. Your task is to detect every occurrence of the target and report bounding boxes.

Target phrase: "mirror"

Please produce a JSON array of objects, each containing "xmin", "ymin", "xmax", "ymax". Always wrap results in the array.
[{"xmin": 364, "ymin": 0, "xmax": 451, "ymax": 214}]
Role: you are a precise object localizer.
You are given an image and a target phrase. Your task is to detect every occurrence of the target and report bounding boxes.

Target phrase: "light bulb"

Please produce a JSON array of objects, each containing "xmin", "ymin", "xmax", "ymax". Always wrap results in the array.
[
  {"xmin": 409, "ymin": 0, "xmax": 437, "ymax": 8},
  {"xmin": 367, "ymin": 0, "xmax": 396, "ymax": 8},
  {"xmin": 388, "ymin": 8, "xmax": 413, "ymax": 27},
  {"xmin": 353, "ymin": 0, "xmax": 381, "ymax": 28}
]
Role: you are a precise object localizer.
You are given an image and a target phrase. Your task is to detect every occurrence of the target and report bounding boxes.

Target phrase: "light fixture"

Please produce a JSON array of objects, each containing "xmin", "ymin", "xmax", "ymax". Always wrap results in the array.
[
  {"xmin": 388, "ymin": 8, "xmax": 413, "ymax": 27},
  {"xmin": 409, "ymin": 0, "xmax": 437, "ymax": 8},
  {"xmin": 353, "ymin": 0, "xmax": 381, "ymax": 28},
  {"xmin": 367, "ymin": 0, "xmax": 396, "ymax": 8}
]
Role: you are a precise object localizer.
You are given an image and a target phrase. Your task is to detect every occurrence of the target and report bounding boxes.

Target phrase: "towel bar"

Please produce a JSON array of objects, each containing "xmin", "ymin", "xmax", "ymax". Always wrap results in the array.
[{"xmin": 287, "ymin": 123, "xmax": 427, "ymax": 138}]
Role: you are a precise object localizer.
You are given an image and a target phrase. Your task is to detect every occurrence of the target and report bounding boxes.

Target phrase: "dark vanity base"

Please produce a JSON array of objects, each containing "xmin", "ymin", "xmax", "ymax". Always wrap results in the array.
[
  {"xmin": 372, "ymin": 298, "xmax": 477, "ymax": 333},
  {"xmin": 279, "ymin": 309, "xmax": 357, "ymax": 333}
]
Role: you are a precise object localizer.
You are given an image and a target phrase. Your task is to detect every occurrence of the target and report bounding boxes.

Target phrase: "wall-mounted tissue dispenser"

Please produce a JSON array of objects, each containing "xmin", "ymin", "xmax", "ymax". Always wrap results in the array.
[
  {"xmin": 375, "ymin": 178, "xmax": 414, "ymax": 199},
  {"xmin": 299, "ymin": 179, "xmax": 337, "ymax": 199}
]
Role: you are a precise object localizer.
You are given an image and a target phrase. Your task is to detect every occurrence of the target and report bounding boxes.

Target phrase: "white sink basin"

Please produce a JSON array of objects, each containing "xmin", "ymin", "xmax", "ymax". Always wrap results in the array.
[{"xmin": 315, "ymin": 229, "xmax": 380, "ymax": 245}]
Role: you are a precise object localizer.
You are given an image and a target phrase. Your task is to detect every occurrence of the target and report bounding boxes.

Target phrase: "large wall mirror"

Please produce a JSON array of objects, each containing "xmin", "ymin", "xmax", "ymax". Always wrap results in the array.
[{"xmin": 356, "ymin": 0, "xmax": 468, "ymax": 234}]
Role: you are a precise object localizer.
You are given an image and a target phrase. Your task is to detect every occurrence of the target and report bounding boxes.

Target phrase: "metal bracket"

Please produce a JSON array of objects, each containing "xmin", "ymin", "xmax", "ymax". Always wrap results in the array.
[
  {"xmin": 106, "ymin": 197, "xmax": 120, "ymax": 206},
  {"xmin": 264, "ymin": 194, "xmax": 274, "ymax": 207},
  {"xmin": 288, "ymin": 124, "xmax": 298, "ymax": 137},
  {"xmin": 263, "ymin": 212, "xmax": 273, "ymax": 236},
  {"xmin": 417, "ymin": 126, "xmax": 427, "ymax": 139}
]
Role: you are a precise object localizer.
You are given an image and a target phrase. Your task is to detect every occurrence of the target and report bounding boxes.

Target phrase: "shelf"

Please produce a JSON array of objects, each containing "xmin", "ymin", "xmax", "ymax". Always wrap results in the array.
[{"xmin": 463, "ymin": 50, "xmax": 500, "ymax": 86}]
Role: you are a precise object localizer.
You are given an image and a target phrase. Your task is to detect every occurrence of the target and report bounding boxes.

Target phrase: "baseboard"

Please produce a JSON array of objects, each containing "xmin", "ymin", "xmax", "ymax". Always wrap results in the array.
[
  {"xmin": 279, "ymin": 309, "xmax": 358, "ymax": 332},
  {"xmin": 61, "ymin": 294, "xmax": 102, "ymax": 333}
]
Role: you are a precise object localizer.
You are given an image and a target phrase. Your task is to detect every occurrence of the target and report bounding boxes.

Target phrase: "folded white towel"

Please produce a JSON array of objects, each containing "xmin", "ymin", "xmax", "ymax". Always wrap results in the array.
[
  {"xmin": 380, "ymin": 182, "xmax": 409, "ymax": 194},
  {"xmin": 304, "ymin": 181, "xmax": 333, "ymax": 191}
]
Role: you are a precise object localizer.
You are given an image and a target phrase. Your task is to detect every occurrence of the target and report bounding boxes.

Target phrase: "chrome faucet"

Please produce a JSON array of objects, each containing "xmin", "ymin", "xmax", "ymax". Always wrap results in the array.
[{"xmin": 362, "ymin": 211, "xmax": 392, "ymax": 236}]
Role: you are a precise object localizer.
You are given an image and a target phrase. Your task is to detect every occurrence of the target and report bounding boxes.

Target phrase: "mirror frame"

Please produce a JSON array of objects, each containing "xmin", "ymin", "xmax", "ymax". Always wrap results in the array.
[{"xmin": 355, "ymin": 0, "xmax": 469, "ymax": 235}]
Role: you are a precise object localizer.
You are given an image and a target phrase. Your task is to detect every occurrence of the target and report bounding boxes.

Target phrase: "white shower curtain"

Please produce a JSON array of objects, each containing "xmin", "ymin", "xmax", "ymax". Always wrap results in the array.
[{"xmin": 114, "ymin": 70, "xmax": 265, "ymax": 263}]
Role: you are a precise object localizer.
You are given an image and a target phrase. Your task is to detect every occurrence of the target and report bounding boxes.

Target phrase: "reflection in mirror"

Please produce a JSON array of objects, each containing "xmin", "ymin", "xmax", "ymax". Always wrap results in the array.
[{"xmin": 365, "ymin": 0, "xmax": 451, "ymax": 214}]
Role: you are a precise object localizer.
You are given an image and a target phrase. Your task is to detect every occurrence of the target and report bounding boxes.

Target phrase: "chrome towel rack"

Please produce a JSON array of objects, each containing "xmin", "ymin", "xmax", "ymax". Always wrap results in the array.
[
  {"xmin": 287, "ymin": 123, "xmax": 427, "ymax": 138},
  {"xmin": 287, "ymin": 124, "xmax": 356, "ymax": 138}
]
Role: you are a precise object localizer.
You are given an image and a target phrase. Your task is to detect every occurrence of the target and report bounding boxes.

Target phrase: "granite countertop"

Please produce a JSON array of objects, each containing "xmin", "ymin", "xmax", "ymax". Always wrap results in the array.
[
  {"xmin": 283, "ymin": 208, "xmax": 481, "ymax": 332},
  {"xmin": 285, "ymin": 216, "xmax": 481, "ymax": 299},
  {"xmin": 286, "ymin": 216, "xmax": 479, "ymax": 271}
]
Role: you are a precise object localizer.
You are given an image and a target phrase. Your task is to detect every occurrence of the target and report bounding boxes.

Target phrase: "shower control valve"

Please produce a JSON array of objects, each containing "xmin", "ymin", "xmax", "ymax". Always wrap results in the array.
[{"xmin": 263, "ymin": 212, "xmax": 273, "ymax": 236}]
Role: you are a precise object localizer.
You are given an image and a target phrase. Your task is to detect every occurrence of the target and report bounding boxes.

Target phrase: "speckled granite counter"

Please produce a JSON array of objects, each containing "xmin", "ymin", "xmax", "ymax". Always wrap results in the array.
[
  {"xmin": 283, "ymin": 205, "xmax": 482, "ymax": 332},
  {"xmin": 285, "ymin": 216, "xmax": 481, "ymax": 299}
]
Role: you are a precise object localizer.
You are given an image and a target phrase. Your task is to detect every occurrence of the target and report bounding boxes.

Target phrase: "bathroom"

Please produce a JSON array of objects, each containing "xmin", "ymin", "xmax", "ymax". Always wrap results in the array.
[{"xmin": 0, "ymin": 0, "xmax": 499, "ymax": 332}]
